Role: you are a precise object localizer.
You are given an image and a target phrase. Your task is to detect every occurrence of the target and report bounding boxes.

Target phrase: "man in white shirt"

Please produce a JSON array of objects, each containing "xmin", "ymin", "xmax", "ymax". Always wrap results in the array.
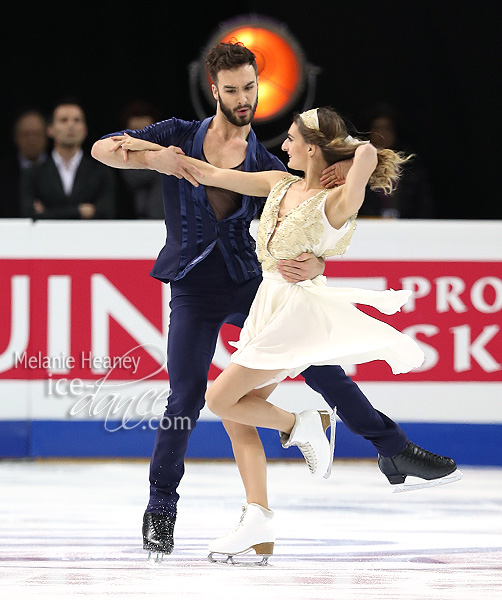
[{"xmin": 22, "ymin": 100, "xmax": 116, "ymax": 219}]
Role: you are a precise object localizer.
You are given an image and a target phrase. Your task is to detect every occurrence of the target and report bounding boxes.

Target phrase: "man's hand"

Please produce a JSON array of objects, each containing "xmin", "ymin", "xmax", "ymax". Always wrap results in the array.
[
  {"xmin": 33, "ymin": 200, "xmax": 45, "ymax": 215},
  {"xmin": 78, "ymin": 203, "xmax": 96, "ymax": 219},
  {"xmin": 145, "ymin": 146, "xmax": 202, "ymax": 186},
  {"xmin": 320, "ymin": 158, "xmax": 354, "ymax": 189},
  {"xmin": 277, "ymin": 252, "xmax": 325, "ymax": 283}
]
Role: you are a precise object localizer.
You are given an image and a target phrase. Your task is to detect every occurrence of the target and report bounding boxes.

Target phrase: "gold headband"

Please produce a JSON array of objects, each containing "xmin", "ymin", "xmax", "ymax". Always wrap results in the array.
[{"xmin": 299, "ymin": 108, "xmax": 319, "ymax": 130}]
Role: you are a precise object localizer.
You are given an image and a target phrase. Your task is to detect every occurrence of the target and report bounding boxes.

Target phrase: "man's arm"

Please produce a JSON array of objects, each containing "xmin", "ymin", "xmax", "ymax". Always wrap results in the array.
[
  {"xmin": 20, "ymin": 168, "xmax": 38, "ymax": 218},
  {"xmin": 91, "ymin": 136, "xmax": 151, "ymax": 169},
  {"xmin": 277, "ymin": 253, "xmax": 325, "ymax": 283},
  {"xmin": 91, "ymin": 136, "xmax": 201, "ymax": 186},
  {"xmin": 320, "ymin": 158, "xmax": 354, "ymax": 188},
  {"xmin": 20, "ymin": 167, "xmax": 81, "ymax": 219},
  {"xmin": 89, "ymin": 166, "xmax": 116, "ymax": 219}
]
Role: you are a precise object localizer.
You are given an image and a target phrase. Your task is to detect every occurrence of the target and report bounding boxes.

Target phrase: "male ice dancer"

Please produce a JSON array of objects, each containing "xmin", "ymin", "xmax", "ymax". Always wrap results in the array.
[{"xmin": 92, "ymin": 42, "xmax": 459, "ymax": 561}]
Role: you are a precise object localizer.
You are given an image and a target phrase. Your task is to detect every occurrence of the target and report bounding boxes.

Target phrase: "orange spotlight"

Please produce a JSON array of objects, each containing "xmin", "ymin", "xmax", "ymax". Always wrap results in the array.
[{"xmin": 197, "ymin": 16, "xmax": 307, "ymax": 122}]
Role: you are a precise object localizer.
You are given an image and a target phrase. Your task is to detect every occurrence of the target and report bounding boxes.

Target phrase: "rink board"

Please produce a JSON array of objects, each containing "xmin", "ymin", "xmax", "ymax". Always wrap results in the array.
[
  {"xmin": 0, "ymin": 219, "xmax": 501, "ymax": 463},
  {"xmin": 1, "ymin": 419, "xmax": 501, "ymax": 466}
]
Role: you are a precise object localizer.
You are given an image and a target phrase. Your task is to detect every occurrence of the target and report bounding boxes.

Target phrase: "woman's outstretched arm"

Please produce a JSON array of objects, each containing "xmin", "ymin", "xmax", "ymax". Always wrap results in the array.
[
  {"xmin": 183, "ymin": 156, "xmax": 285, "ymax": 197},
  {"xmin": 104, "ymin": 133, "xmax": 285, "ymax": 197}
]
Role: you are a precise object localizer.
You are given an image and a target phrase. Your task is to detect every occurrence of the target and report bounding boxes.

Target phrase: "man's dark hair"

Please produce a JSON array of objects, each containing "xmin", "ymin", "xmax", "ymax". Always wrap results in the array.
[
  {"xmin": 120, "ymin": 100, "xmax": 160, "ymax": 127},
  {"xmin": 12, "ymin": 108, "xmax": 47, "ymax": 132},
  {"xmin": 50, "ymin": 97, "xmax": 86, "ymax": 124},
  {"xmin": 205, "ymin": 41, "xmax": 257, "ymax": 84}
]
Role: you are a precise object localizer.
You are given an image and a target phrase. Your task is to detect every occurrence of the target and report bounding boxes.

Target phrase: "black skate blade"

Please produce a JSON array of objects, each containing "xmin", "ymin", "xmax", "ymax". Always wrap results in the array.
[{"xmin": 392, "ymin": 469, "xmax": 463, "ymax": 493}]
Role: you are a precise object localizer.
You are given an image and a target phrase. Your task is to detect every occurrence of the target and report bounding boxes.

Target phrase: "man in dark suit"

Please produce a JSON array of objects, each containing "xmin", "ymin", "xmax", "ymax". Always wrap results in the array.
[
  {"xmin": 0, "ymin": 110, "xmax": 48, "ymax": 218},
  {"xmin": 93, "ymin": 42, "xmax": 458, "ymax": 561},
  {"xmin": 21, "ymin": 100, "xmax": 116, "ymax": 219}
]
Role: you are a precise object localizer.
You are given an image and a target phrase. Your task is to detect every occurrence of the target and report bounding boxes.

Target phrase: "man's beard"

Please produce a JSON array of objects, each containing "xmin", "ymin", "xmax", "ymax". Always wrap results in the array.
[{"xmin": 218, "ymin": 96, "xmax": 258, "ymax": 127}]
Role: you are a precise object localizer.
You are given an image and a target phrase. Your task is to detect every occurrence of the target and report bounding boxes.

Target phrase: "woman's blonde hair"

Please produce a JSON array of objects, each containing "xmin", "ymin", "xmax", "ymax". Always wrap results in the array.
[{"xmin": 294, "ymin": 107, "xmax": 410, "ymax": 194}]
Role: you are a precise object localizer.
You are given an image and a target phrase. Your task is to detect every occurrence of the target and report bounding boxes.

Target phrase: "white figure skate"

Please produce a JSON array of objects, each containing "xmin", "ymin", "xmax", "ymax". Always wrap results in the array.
[
  {"xmin": 281, "ymin": 409, "xmax": 336, "ymax": 479},
  {"xmin": 208, "ymin": 503, "xmax": 275, "ymax": 566}
]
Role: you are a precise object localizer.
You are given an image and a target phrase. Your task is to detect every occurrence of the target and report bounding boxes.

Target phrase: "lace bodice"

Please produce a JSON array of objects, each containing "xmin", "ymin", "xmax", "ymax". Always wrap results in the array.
[{"xmin": 257, "ymin": 175, "xmax": 357, "ymax": 273}]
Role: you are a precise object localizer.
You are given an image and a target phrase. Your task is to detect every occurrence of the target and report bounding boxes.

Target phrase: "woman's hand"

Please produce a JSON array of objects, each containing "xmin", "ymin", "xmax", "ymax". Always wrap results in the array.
[
  {"xmin": 108, "ymin": 133, "xmax": 164, "ymax": 162},
  {"xmin": 105, "ymin": 134, "xmax": 202, "ymax": 185}
]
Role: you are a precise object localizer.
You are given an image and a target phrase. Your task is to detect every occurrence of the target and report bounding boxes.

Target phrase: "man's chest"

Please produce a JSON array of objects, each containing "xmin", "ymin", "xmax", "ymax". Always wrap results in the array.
[{"xmin": 202, "ymin": 135, "xmax": 247, "ymax": 169}]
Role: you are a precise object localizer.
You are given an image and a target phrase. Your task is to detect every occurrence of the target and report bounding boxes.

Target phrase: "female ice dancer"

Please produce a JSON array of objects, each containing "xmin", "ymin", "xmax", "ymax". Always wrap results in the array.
[{"xmin": 112, "ymin": 107, "xmax": 428, "ymax": 563}]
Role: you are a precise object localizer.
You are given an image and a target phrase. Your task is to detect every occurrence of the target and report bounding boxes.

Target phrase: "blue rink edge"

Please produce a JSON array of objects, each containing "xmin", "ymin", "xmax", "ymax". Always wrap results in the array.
[{"xmin": 0, "ymin": 420, "xmax": 500, "ymax": 466}]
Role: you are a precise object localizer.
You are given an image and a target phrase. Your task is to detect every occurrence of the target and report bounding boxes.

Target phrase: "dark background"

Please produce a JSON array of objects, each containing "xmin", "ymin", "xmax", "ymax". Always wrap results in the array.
[{"xmin": 2, "ymin": 1, "xmax": 499, "ymax": 219}]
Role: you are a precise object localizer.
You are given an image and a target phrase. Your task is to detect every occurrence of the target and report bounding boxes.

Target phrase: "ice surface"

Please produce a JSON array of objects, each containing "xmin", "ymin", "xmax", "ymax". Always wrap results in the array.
[{"xmin": 0, "ymin": 459, "xmax": 501, "ymax": 599}]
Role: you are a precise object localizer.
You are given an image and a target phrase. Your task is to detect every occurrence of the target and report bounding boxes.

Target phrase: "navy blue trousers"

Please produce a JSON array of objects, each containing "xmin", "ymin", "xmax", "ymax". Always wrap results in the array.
[{"xmin": 147, "ymin": 248, "xmax": 408, "ymax": 515}]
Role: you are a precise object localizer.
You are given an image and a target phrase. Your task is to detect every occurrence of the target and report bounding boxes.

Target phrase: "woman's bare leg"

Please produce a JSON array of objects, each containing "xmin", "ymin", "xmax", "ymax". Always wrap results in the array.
[
  {"xmin": 223, "ymin": 420, "xmax": 269, "ymax": 509},
  {"xmin": 221, "ymin": 382, "xmax": 279, "ymax": 510},
  {"xmin": 206, "ymin": 363, "xmax": 295, "ymax": 433}
]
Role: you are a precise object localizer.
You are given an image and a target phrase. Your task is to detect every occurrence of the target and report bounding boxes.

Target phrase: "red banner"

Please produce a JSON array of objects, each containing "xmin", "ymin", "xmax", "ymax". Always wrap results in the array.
[{"xmin": 1, "ymin": 259, "xmax": 501, "ymax": 382}]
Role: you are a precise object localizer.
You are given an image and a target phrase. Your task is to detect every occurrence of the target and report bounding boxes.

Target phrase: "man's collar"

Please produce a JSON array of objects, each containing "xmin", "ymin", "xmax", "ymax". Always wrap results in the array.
[
  {"xmin": 18, "ymin": 152, "xmax": 47, "ymax": 169},
  {"xmin": 52, "ymin": 148, "xmax": 83, "ymax": 166}
]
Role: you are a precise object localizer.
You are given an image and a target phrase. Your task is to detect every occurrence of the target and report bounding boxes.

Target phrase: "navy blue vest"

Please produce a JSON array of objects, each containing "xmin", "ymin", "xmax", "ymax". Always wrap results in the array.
[{"xmin": 105, "ymin": 117, "xmax": 286, "ymax": 283}]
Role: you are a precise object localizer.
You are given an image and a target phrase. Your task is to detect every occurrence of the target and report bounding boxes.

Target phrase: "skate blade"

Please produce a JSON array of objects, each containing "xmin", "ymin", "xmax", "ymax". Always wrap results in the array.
[
  {"xmin": 392, "ymin": 469, "xmax": 463, "ymax": 493},
  {"xmin": 323, "ymin": 410, "xmax": 336, "ymax": 480},
  {"xmin": 208, "ymin": 543, "xmax": 273, "ymax": 567},
  {"xmin": 208, "ymin": 551, "xmax": 271, "ymax": 566},
  {"xmin": 146, "ymin": 550, "xmax": 167, "ymax": 564}
]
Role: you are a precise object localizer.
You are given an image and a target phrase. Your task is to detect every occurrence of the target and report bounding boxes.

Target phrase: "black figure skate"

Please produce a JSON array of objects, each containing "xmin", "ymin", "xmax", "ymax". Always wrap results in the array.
[
  {"xmin": 378, "ymin": 442, "xmax": 462, "ymax": 492},
  {"xmin": 142, "ymin": 512, "xmax": 175, "ymax": 563}
]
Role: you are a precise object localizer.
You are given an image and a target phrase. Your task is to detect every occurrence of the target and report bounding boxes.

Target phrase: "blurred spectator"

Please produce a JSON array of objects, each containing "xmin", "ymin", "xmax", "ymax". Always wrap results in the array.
[
  {"xmin": 21, "ymin": 99, "xmax": 116, "ymax": 219},
  {"xmin": 0, "ymin": 110, "xmax": 48, "ymax": 218},
  {"xmin": 115, "ymin": 100, "xmax": 164, "ymax": 219},
  {"xmin": 359, "ymin": 104, "xmax": 435, "ymax": 219}
]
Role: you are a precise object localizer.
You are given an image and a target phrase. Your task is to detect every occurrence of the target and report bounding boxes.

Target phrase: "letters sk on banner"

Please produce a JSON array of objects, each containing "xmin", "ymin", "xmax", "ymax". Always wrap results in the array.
[{"xmin": 0, "ymin": 259, "xmax": 501, "ymax": 383}]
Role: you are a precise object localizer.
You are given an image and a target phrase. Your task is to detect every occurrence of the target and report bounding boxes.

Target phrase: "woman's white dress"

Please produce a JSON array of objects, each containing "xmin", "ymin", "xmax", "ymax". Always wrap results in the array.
[{"xmin": 230, "ymin": 175, "xmax": 424, "ymax": 385}]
